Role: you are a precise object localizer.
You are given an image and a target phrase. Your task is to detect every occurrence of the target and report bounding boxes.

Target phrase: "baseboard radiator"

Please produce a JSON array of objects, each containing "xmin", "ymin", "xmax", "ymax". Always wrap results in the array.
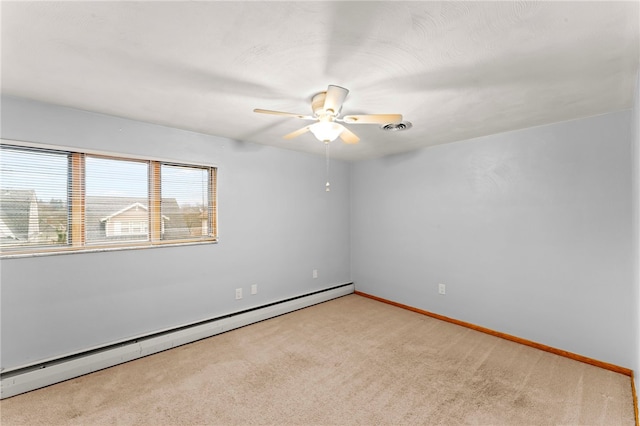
[{"xmin": 1, "ymin": 283, "xmax": 354, "ymax": 399}]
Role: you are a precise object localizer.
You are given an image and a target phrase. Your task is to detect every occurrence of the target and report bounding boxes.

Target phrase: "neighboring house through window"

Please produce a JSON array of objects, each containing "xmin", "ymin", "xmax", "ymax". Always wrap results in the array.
[
  {"xmin": 0, "ymin": 142, "xmax": 217, "ymax": 255},
  {"xmin": 90, "ymin": 200, "xmax": 170, "ymax": 240},
  {"xmin": 0, "ymin": 189, "xmax": 41, "ymax": 244}
]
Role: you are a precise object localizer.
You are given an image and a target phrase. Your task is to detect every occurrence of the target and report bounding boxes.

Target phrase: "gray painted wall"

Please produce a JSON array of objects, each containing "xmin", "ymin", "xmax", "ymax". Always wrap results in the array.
[
  {"xmin": 1, "ymin": 94, "xmax": 637, "ymax": 375},
  {"xmin": 0, "ymin": 96, "xmax": 351, "ymax": 370},
  {"xmin": 351, "ymin": 111, "xmax": 635, "ymax": 368}
]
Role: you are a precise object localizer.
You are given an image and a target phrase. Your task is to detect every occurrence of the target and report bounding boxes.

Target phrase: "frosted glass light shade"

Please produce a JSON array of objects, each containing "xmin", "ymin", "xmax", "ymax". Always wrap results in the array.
[{"xmin": 309, "ymin": 122, "xmax": 343, "ymax": 142}]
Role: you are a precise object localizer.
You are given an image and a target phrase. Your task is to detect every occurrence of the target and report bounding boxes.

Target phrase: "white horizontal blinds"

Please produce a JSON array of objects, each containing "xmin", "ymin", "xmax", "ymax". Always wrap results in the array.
[
  {"xmin": 84, "ymin": 155, "xmax": 149, "ymax": 244},
  {"xmin": 160, "ymin": 164, "xmax": 211, "ymax": 241},
  {"xmin": 0, "ymin": 144, "xmax": 216, "ymax": 254},
  {"xmin": 0, "ymin": 145, "xmax": 70, "ymax": 251}
]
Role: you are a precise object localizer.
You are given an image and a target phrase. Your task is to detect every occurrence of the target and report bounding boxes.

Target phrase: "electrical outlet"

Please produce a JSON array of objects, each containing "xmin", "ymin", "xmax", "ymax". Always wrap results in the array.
[
  {"xmin": 251, "ymin": 284, "xmax": 258, "ymax": 295},
  {"xmin": 313, "ymin": 269, "xmax": 318, "ymax": 279},
  {"xmin": 235, "ymin": 288, "xmax": 243, "ymax": 300},
  {"xmin": 438, "ymin": 283, "xmax": 446, "ymax": 295}
]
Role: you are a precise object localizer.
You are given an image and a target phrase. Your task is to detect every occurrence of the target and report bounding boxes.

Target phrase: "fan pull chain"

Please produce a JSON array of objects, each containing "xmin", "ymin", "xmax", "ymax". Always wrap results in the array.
[{"xmin": 325, "ymin": 141, "xmax": 331, "ymax": 192}]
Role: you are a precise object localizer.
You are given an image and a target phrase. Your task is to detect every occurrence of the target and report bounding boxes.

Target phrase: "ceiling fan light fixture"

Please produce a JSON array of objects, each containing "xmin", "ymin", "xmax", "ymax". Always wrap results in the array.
[
  {"xmin": 254, "ymin": 85, "xmax": 402, "ymax": 145},
  {"xmin": 309, "ymin": 121, "xmax": 343, "ymax": 142}
]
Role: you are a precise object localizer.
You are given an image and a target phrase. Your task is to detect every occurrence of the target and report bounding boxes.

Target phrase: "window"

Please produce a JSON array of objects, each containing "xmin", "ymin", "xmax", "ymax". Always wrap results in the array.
[
  {"xmin": 0, "ymin": 146, "xmax": 69, "ymax": 249},
  {"xmin": 161, "ymin": 164, "xmax": 213, "ymax": 241},
  {"xmin": 85, "ymin": 156, "xmax": 149, "ymax": 244},
  {"xmin": 0, "ymin": 143, "xmax": 217, "ymax": 255}
]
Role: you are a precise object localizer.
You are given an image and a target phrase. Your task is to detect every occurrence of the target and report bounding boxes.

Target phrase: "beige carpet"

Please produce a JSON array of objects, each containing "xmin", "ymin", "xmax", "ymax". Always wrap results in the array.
[{"xmin": 0, "ymin": 294, "xmax": 635, "ymax": 425}]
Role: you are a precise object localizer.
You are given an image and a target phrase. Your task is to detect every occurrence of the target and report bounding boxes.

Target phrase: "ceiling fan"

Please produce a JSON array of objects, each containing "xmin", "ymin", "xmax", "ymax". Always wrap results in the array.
[{"xmin": 253, "ymin": 85, "xmax": 403, "ymax": 144}]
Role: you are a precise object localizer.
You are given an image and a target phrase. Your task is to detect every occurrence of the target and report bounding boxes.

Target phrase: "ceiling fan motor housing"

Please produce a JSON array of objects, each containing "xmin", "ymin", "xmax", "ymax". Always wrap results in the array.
[{"xmin": 312, "ymin": 92, "xmax": 336, "ymax": 117}]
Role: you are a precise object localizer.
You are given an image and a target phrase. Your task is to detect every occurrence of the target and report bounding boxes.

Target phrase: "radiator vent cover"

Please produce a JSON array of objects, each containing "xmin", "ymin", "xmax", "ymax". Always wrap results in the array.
[{"xmin": 381, "ymin": 121, "xmax": 412, "ymax": 131}]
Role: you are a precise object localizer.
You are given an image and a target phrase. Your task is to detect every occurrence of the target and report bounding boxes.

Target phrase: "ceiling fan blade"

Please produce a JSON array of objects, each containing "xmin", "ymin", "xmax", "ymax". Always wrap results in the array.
[
  {"xmin": 323, "ymin": 85, "xmax": 349, "ymax": 115},
  {"xmin": 339, "ymin": 126, "xmax": 360, "ymax": 144},
  {"xmin": 341, "ymin": 114, "xmax": 403, "ymax": 124},
  {"xmin": 253, "ymin": 108, "xmax": 313, "ymax": 120},
  {"xmin": 283, "ymin": 126, "xmax": 311, "ymax": 140}
]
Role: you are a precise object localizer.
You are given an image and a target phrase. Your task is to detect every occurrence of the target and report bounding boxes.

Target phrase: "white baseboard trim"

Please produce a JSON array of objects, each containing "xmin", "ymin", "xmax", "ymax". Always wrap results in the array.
[{"xmin": 1, "ymin": 283, "xmax": 354, "ymax": 399}]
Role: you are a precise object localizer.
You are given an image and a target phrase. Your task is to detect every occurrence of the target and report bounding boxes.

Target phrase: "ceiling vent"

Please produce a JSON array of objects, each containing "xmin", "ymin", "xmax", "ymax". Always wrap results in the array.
[{"xmin": 381, "ymin": 121, "xmax": 412, "ymax": 131}]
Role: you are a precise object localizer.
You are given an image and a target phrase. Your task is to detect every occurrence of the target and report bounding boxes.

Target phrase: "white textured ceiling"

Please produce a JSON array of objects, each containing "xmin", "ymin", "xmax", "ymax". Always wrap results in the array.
[{"xmin": 2, "ymin": 1, "xmax": 639, "ymax": 161}]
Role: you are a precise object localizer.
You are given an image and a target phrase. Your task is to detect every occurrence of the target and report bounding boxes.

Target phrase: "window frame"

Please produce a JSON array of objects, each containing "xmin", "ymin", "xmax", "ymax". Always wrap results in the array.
[{"xmin": 0, "ymin": 140, "xmax": 218, "ymax": 257}]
